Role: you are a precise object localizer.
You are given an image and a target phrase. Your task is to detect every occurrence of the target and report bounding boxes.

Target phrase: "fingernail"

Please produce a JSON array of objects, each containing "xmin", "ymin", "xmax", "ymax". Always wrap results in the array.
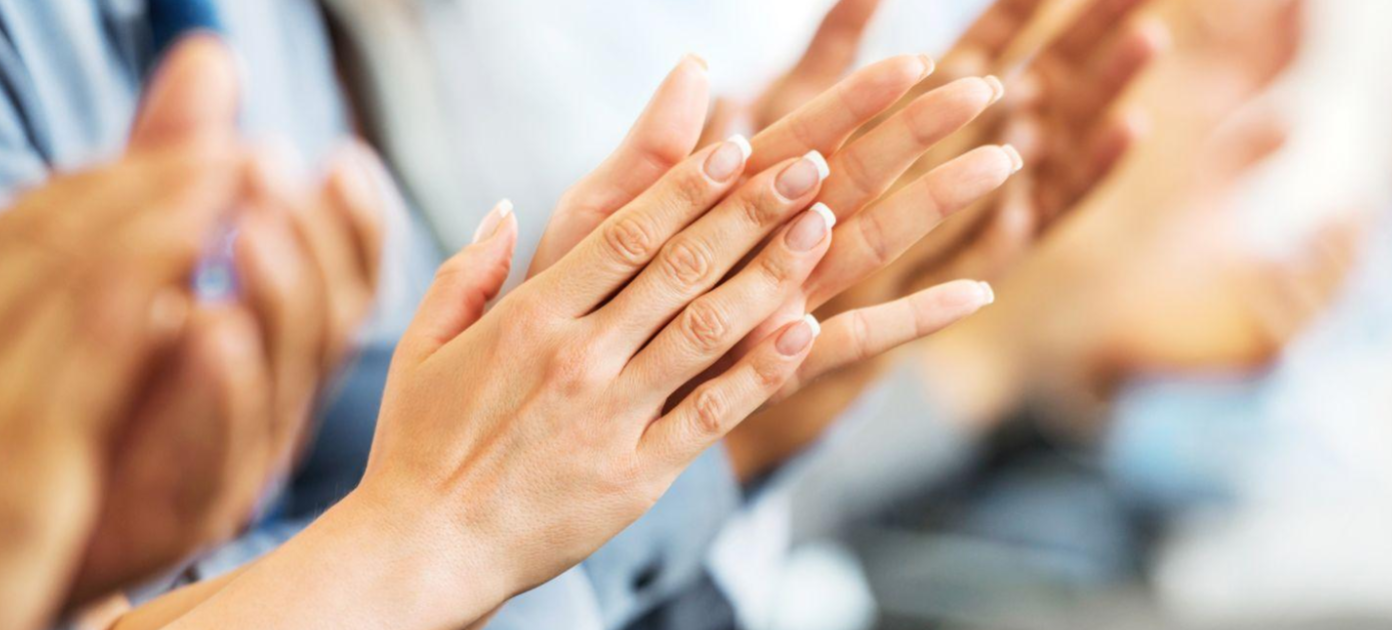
[
  {"xmin": 977, "ymin": 281, "xmax": 995, "ymax": 306},
  {"xmin": 704, "ymin": 134, "xmax": 752, "ymax": 182},
  {"xmin": 916, "ymin": 54, "xmax": 936, "ymax": 80},
  {"xmin": 683, "ymin": 53, "xmax": 708, "ymax": 72},
  {"xmin": 786, "ymin": 203, "xmax": 836, "ymax": 251},
  {"xmin": 1001, "ymin": 144, "xmax": 1024, "ymax": 173},
  {"xmin": 984, "ymin": 75, "xmax": 1005, "ymax": 104},
  {"xmin": 472, "ymin": 199, "xmax": 514, "ymax": 244},
  {"xmin": 776, "ymin": 151, "xmax": 830, "ymax": 200},
  {"xmin": 776, "ymin": 314, "xmax": 821, "ymax": 356}
]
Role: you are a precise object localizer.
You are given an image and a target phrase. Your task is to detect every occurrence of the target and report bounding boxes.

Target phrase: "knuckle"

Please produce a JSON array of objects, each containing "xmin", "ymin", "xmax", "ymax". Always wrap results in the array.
[
  {"xmin": 856, "ymin": 212, "xmax": 894, "ymax": 269},
  {"xmin": 602, "ymin": 215, "xmax": 656, "ymax": 267},
  {"xmin": 752, "ymin": 356, "xmax": 789, "ymax": 390},
  {"xmin": 660, "ymin": 238, "xmax": 714, "ymax": 289},
  {"xmin": 668, "ymin": 167, "xmax": 713, "ymax": 208},
  {"xmin": 757, "ymin": 250, "xmax": 796, "ymax": 289},
  {"xmin": 546, "ymin": 341, "xmax": 605, "ymax": 394},
  {"xmin": 690, "ymin": 386, "xmax": 730, "ymax": 437},
  {"xmin": 838, "ymin": 148, "xmax": 881, "ymax": 200},
  {"xmin": 849, "ymin": 309, "xmax": 876, "ymax": 363},
  {"xmin": 738, "ymin": 195, "xmax": 780, "ymax": 228},
  {"xmin": 679, "ymin": 299, "xmax": 730, "ymax": 353}
]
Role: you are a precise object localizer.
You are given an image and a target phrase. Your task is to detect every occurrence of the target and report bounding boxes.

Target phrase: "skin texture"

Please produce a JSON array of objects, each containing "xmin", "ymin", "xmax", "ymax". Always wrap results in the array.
[
  {"xmin": 65, "ymin": 37, "xmax": 385, "ymax": 607},
  {"xmin": 0, "ymin": 138, "xmax": 250, "ymax": 630},
  {"xmin": 125, "ymin": 49, "xmax": 1020, "ymax": 629}
]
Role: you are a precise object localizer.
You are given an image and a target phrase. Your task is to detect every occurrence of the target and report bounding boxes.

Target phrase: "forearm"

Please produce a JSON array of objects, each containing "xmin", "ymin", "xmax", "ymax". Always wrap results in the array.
[
  {"xmin": 110, "ymin": 568, "xmax": 245, "ymax": 630},
  {"xmin": 166, "ymin": 488, "xmax": 506, "ymax": 630}
]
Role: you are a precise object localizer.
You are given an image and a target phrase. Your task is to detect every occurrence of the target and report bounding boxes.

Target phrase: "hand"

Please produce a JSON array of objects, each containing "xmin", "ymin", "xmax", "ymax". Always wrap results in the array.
[
  {"xmin": 0, "ymin": 139, "xmax": 245, "ymax": 630},
  {"xmin": 67, "ymin": 37, "xmax": 387, "ymax": 604},
  {"xmin": 165, "ymin": 55, "xmax": 837, "ymax": 629},
  {"xmin": 529, "ymin": 55, "xmax": 1018, "ymax": 479}
]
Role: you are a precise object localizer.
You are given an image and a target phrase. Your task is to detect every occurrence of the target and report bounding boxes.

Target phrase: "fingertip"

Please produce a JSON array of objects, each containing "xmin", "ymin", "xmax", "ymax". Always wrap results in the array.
[{"xmin": 776, "ymin": 314, "xmax": 820, "ymax": 356}]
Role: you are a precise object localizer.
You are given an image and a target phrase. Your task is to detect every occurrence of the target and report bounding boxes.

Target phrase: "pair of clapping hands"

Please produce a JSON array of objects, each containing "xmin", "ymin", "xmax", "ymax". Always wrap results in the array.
[
  {"xmin": 0, "ymin": 37, "xmax": 383, "ymax": 630},
  {"xmin": 168, "ymin": 53, "xmax": 1021, "ymax": 630}
]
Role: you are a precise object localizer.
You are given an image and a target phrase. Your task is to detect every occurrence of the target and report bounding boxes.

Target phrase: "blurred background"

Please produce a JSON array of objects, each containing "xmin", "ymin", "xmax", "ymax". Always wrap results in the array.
[{"xmin": 694, "ymin": 1, "xmax": 1392, "ymax": 628}]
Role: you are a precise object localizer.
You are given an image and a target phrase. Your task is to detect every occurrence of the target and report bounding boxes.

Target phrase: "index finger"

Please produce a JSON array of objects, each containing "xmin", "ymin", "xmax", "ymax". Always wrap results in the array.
[{"xmin": 748, "ymin": 54, "xmax": 934, "ymax": 174}]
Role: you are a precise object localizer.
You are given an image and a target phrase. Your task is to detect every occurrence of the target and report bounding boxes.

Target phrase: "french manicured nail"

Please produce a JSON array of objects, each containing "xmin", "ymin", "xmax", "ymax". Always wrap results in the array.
[
  {"xmin": 705, "ymin": 134, "xmax": 752, "ymax": 182},
  {"xmin": 984, "ymin": 75, "xmax": 1005, "ymax": 104},
  {"xmin": 786, "ymin": 203, "xmax": 836, "ymax": 251},
  {"xmin": 777, "ymin": 314, "xmax": 822, "ymax": 356},
  {"xmin": 916, "ymin": 54, "xmax": 936, "ymax": 80},
  {"xmin": 776, "ymin": 150, "xmax": 830, "ymax": 200},
  {"xmin": 683, "ymin": 53, "xmax": 708, "ymax": 72},
  {"xmin": 977, "ymin": 281, "xmax": 995, "ymax": 306},
  {"xmin": 1001, "ymin": 145, "xmax": 1024, "ymax": 173},
  {"xmin": 472, "ymin": 199, "xmax": 514, "ymax": 244}
]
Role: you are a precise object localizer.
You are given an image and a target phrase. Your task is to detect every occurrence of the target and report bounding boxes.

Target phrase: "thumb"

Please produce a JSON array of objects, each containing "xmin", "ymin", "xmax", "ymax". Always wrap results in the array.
[
  {"xmin": 398, "ymin": 201, "xmax": 518, "ymax": 364},
  {"xmin": 130, "ymin": 34, "xmax": 241, "ymax": 150}
]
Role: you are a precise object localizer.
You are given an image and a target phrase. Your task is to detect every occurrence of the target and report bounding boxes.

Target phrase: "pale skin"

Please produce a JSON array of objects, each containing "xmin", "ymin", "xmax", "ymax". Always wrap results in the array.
[{"xmin": 111, "ymin": 44, "xmax": 1022, "ymax": 628}]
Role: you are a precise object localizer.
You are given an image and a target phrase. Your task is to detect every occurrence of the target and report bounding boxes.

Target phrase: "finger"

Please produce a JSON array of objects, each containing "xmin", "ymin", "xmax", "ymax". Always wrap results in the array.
[
  {"xmin": 301, "ymin": 147, "xmax": 388, "ymax": 367},
  {"xmin": 187, "ymin": 307, "xmax": 277, "ymax": 527},
  {"xmin": 129, "ymin": 34, "xmax": 240, "ymax": 149},
  {"xmin": 536, "ymin": 136, "xmax": 753, "ymax": 316},
  {"xmin": 819, "ymin": 76, "xmax": 1003, "ymax": 219},
  {"xmin": 9, "ymin": 142, "xmax": 241, "ymax": 257},
  {"xmin": 1201, "ymin": 106, "xmax": 1290, "ymax": 189},
  {"xmin": 697, "ymin": 97, "xmax": 742, "ymax": 150},
  {"xmin": 955, "ymin": 0, "xmax": 1049, "ymax": 62},
  {"xmin": 99, "ymin": 147, "xmax": 249, "ymax": 287},
  {"xmin": 783, "ymin": 279, "xmax": 993, "ymax": 396},
  {"xmin": 323, "ymin": 141, "xmax": 390, "ymax": 290},
  {"xmin": 1052, "ymin": 0, "xmax": 1150, "ymax": 62},
  {"xmin": 797, "ymin": 0, "xmax": 882, "ymax": 81},
  {"xmin": 593, "ymin": 151, "xmax": 827, "ymax": 343},
  {"xmin": 807, "ymin": 145, "xmax": 1020, "ymax": 307},
  {"xmin": 234, "ymin": 205, "xmax": 325, "ymax": 456},
  {"xmin": 398, "ymin": 202, "xmax": 518, "ymax": 364},
  {"xmin": 749, "ymin": 54, "xmax": 933, "ymax": 173},
  {"xmin": 622, "ymin": 204, "xmax": 834, "ymax": 398},
  {"xmin": 529, "ymin": 56, "xmax": 709, "ymax": 276},
  {"xmin": 1054, "ymin": 17, "xmax": 1168, "ymax": 128},
  {"xmin": 640, "ymin": 316, "xmax": 819, "ymax": 469}
]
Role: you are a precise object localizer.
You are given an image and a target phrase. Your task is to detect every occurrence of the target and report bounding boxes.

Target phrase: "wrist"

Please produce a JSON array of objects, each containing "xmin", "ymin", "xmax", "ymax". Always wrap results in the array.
[{"xmin": 330, "ymin": 485, "xmax": 514, "ymax": 626}]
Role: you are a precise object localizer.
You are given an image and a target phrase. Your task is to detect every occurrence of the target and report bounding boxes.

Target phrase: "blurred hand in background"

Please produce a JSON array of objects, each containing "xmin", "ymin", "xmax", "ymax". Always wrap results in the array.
[
  {"xmin": 0, "ymin": 128, "xmax": 247, "ymax": 630},
  {"xmin": 716, "ymin": 0, "xmax": 1164, "ymax": 480}
]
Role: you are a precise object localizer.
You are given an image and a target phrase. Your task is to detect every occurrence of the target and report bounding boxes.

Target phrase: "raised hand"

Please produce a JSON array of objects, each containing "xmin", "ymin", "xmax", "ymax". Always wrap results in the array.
[{"xmin": 66, "ymin": 37, "xmax": 386, "ymax": 605}]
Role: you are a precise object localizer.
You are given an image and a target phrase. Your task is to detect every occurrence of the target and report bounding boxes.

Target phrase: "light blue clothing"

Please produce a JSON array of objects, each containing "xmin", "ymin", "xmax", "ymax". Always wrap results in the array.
[{"xmin": 0, "ymin": 3, "xmax": 746, "ymax": 628}]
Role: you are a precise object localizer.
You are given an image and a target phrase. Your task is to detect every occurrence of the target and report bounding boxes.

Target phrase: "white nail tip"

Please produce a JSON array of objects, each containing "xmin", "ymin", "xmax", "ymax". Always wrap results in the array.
[
  {"xmin": 810, "ymin": 202, "xmax": 837, "ymax": 231},
  {"xmin": 728, "ymin": 135, "xmax": 753, "ymax": 162},
  {"xmin": 1000, "ymin": 145, "xmax": 1024, "ymax": 173},
  {"xmin": 496, "ymin": 198, "xmax": 514, "ymax": 217},
  {"xmin": 803, "ymin": 150, "xmax": 831, "ymax": 181},
  {"xmin": 978, "ymin": 281, "xmax": 996, "ymax": 305},
  {"xmin": 802, "ymin": 313, "xmax": 822, "ymax": 338},
  {"xmin": 984, "ymin": 75, "xmax": 1005, "ymax": 104}
]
